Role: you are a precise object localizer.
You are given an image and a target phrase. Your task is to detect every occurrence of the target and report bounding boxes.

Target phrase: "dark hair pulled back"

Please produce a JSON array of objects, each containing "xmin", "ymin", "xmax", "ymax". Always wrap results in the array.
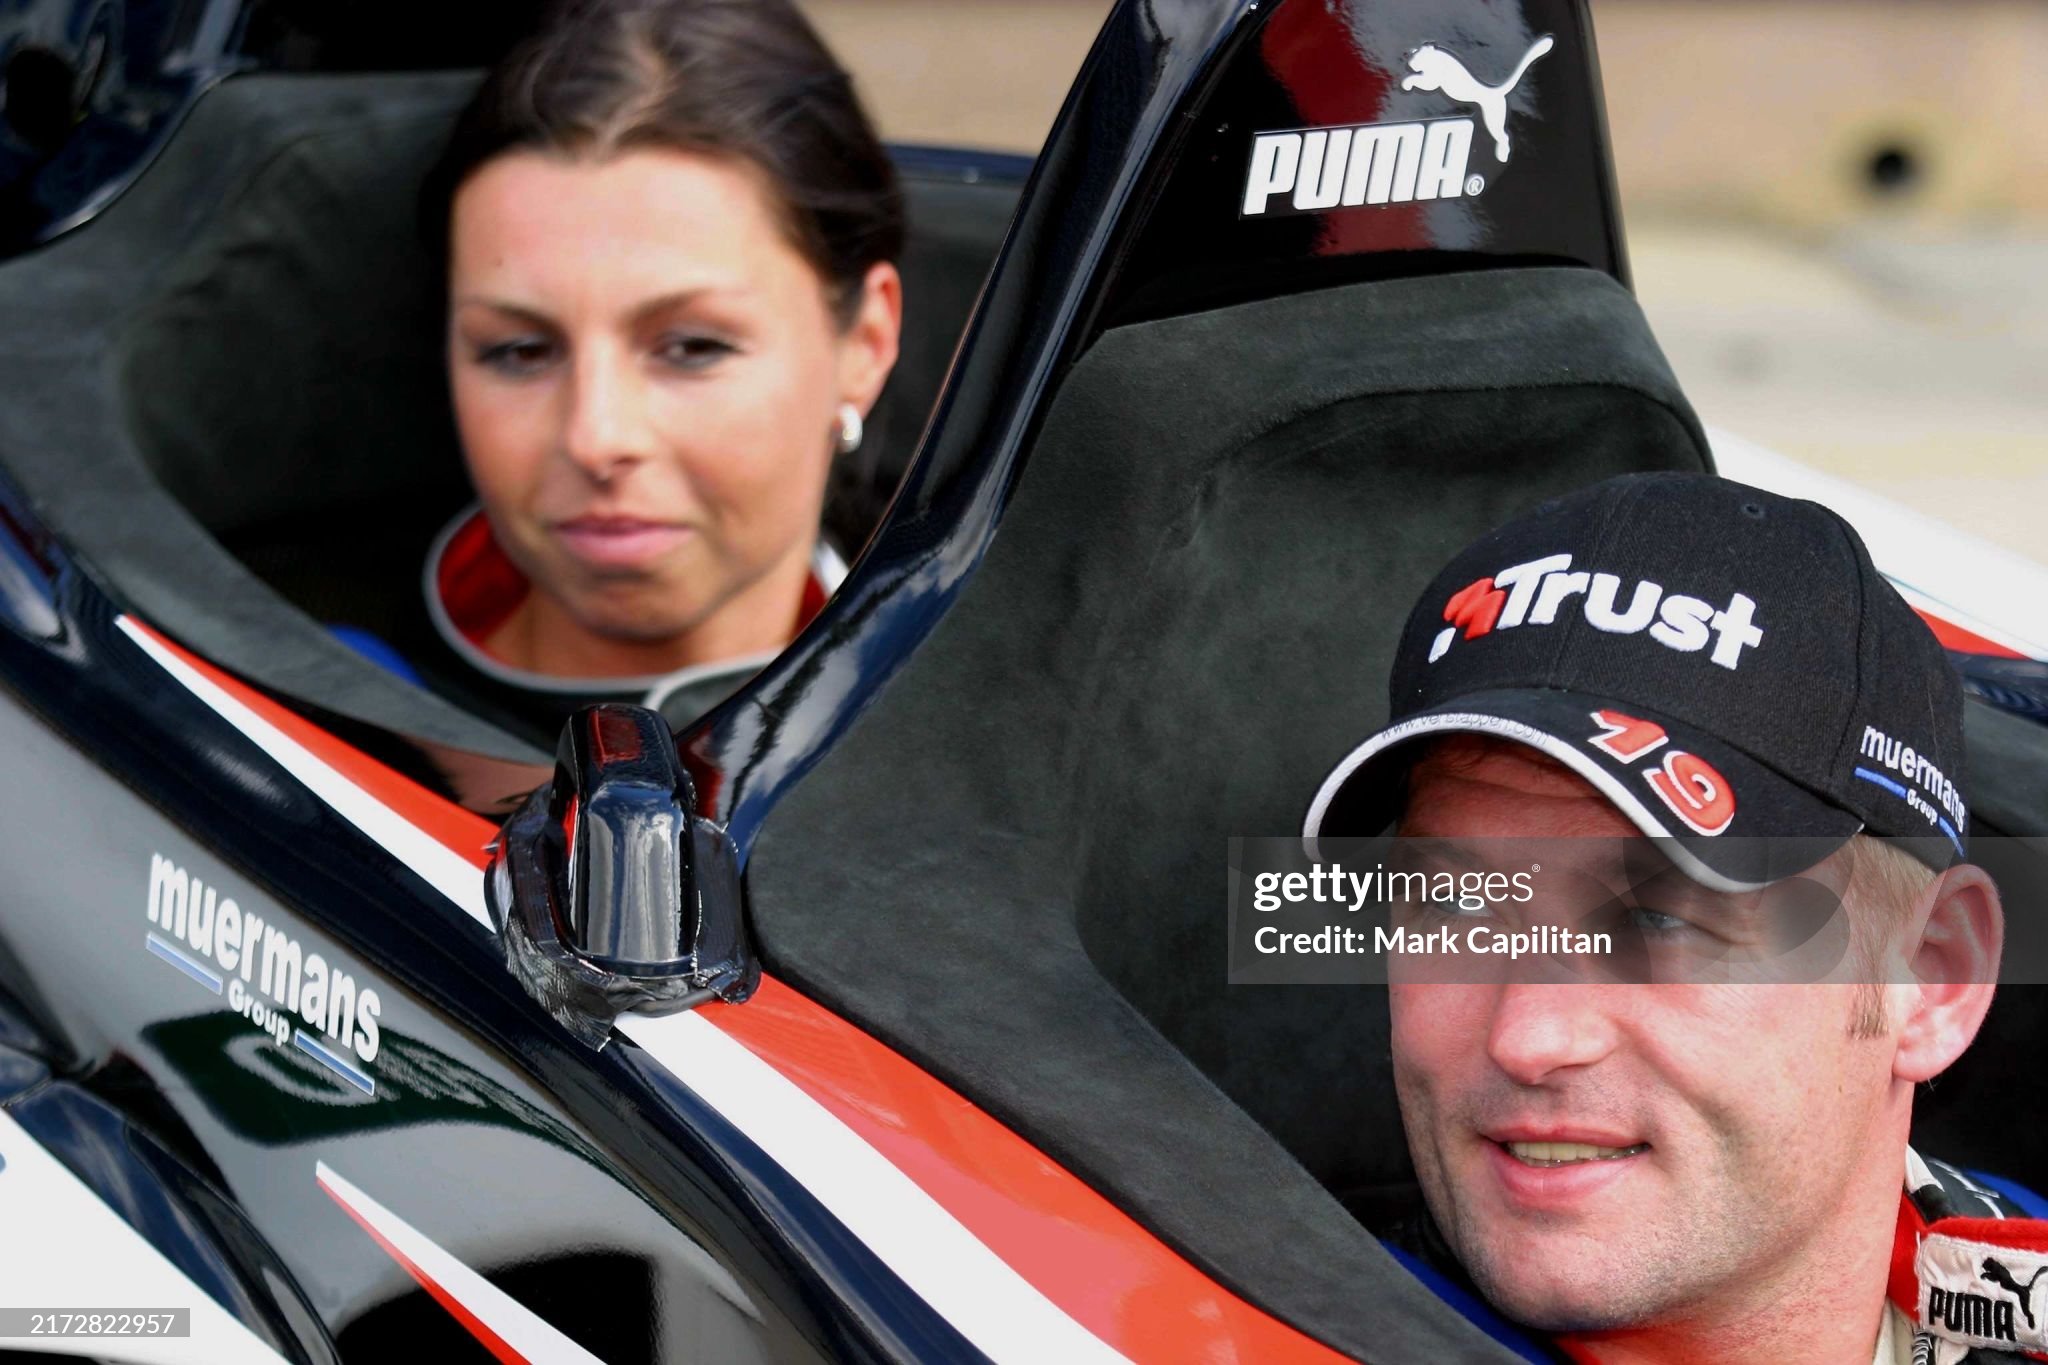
[{"xmin": 427, "ymin": 0, "xmax": 904, "ymax": 323}]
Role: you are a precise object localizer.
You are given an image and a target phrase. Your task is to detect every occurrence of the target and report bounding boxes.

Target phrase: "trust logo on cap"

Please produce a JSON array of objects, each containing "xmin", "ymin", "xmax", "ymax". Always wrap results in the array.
[{"xmin": 1427, "ymin": 551, "xmax": 1766, "ymax": 670}]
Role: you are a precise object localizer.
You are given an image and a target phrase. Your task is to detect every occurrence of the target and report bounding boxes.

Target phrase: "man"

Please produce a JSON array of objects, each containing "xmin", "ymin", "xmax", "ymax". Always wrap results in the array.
[{"xmin": 1302, "ymin": 473, "xmax": 2032, "ymax": 1364}]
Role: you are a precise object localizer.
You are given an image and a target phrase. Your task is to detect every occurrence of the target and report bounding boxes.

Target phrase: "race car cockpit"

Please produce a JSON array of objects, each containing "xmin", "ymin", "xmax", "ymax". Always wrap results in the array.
[
  {"xmin": 0, "ymin": 66, "xmax": 1022, "ymax": 778},
  {"xmin": 0, "ymin": 0, "xmax": 2043, "ymax": 1361}
]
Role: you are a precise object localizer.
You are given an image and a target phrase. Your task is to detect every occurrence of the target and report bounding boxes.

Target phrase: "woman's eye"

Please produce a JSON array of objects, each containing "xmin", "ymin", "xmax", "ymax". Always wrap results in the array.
[
  {"xmin": 473, "ymin": 338, "xmax": 557, "ymax": 375},
  {"xmin": 652, "ymin": 334, "xmax": 736, "ymax": 371}
]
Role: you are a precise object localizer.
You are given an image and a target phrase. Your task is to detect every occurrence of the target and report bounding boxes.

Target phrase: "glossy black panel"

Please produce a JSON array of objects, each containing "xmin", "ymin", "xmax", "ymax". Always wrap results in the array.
[
  {"xmin": 5, "ymin": 1079, "xmax": 339, "ymax": 1364},
  {"xmin": 0, "ymin": 0, "xmax": 226, "ymax": 254},
  {"xmin": 1105, "ymin": 0, "xmax": 1624, "ymax": 324}
]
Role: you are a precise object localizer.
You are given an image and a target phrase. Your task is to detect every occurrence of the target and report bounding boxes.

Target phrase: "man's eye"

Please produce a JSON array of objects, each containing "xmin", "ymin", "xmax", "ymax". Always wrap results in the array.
[
  {"xmin": 1420, "ymin": 898, "xmax": 1492, "ymax": 921},
  {"xmin": 1626, "ymin": 906, "xmax": 1692, "ymax": 936},
  {"xmin": 473, "ymin": 338, "xmax": 557, "ymax": 375},
  {"xmin": 652, "ymin": 334, "xmax": 736, "ymax": 371}
]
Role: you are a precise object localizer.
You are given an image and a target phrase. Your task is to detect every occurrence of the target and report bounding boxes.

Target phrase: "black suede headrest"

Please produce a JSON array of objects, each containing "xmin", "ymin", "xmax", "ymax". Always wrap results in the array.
[{"xmin": 120, "ymin": 76, "xmax": 477, "ymax": 538}]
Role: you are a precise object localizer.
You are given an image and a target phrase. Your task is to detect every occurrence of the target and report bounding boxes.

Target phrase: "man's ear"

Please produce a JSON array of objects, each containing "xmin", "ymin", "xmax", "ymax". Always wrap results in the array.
[
  {"xmin": 835, "ymin": 261, "xmax": 902, "ymax": 416},
  {"xmin": 1892, "ymin": 863, "xmax": 2003, "ymax": 1084}
]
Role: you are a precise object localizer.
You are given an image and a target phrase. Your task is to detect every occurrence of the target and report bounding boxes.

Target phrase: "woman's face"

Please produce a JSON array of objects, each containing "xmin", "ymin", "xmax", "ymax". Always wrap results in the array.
[{"xmin": 447, "ymin": 147, "xmax": 898, "ymax": 666}]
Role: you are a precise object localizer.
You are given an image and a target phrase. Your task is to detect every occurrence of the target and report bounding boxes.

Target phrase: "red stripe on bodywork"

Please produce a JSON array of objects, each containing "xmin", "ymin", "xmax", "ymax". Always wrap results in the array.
[
  {"xmin": 124, "ymin": 620, "xmax": 500, "ymax": 866},
  {"xmin": 707, "ymin": 979, "xmax": 1354, "ymax": 1364},
  {"xmin": 318, "ymin": 1180, "xmax": 530, "ymax": 1365},
  {"xmin": 132, "ymin": 615, "xmax": 1357, "ymax": 1361},
  {"xmin": 1914, "ymin": 607, "xmax": 2028, "ymax": 660}
]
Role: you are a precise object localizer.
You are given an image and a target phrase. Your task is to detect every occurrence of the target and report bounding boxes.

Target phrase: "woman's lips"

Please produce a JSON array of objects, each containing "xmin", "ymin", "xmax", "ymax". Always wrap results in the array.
[{"xmin": 550, "ymin": 517, "xmax": 692, "ymax": 569}]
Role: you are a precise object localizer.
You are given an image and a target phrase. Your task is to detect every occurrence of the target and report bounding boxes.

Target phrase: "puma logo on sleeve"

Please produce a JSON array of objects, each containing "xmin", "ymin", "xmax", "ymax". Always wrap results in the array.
[
  {"xmin": 1400, "ymin": 36, "xmax": 1554, "ymax": 162},
  {"xmin": 1981, "ymin": 1257, "xmax": 2048, "ymax": 1330}
]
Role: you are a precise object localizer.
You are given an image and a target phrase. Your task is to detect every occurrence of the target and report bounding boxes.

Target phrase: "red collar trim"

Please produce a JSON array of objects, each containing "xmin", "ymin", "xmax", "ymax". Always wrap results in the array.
[
  {"xmin": 797, "ymin": 566, "xmax": 829, "ymax": 632},
  {"xmin": 436, "ymin": 510, "xmax": 529, "ymax": 647},
  {"xmin": 1892, "ymin": 1191, "xmax": 1931, "ymax": 1319},
  {"xmin": 429, "ymin": 507, "xmax": 833, "ymax": 653}
]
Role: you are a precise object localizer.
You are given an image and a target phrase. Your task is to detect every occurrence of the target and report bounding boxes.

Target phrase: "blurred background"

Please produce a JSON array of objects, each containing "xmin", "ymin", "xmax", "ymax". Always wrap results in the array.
[{"xmin": 804, "ymin": 0, "xmax": 2048, "ymax": 565}]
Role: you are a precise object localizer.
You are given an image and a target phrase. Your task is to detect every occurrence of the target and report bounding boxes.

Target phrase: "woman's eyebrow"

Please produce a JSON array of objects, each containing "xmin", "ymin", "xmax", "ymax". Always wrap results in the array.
[
  {"xmin": 450, "ymin": 288, "xmax": 750, "ymax": 327},
  {"xmin": 451, "ymin": 296, "xmax": 554, "ymax": 326},
  {"xmin": 626, "ymin": 287, "xmax": 749, "ymax": 324}
]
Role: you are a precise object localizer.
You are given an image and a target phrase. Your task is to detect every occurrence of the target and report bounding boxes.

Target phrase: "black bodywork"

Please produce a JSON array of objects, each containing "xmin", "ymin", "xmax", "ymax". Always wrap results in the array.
[{"xmin": 0, "ymin": 1, "xmax": 2041, "ymax": 1362}]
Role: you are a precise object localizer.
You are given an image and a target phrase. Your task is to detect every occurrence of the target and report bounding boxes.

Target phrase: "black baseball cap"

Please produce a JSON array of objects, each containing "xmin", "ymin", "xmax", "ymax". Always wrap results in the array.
[{"xmin": 1303, "ymin": 472, "xmax": 1969, "ymax": 889}]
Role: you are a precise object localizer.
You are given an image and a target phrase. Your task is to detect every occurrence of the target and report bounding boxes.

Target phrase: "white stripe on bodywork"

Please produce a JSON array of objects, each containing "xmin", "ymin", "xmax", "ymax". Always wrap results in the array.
[
  {"xmin": 315, "ymin": 1164, "xmax": 603, "ymax": 1364},
  {"xmin": 0, "ymin": 1110, "xmax": 291, "ymax": 1365},
  {"xmin": 118, "ymin": 615, "xmax": 1134, "ymax": 1364},
  {"xmin": 1710, "ymin": 427, "xmax": 2048, "ymax": 660},
  {"xmin": 616, "ymin": 1010, "xmax": 1132, "ymax": 1365},
  {"xmin": 115, "ymin": 617, "xmax": 491, "ymax": 926}
]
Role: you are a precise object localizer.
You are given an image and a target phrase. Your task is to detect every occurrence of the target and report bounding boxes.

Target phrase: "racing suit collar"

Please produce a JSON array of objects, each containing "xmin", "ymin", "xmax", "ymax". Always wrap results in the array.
[{"xmin": 1890, "ymin": 1146, "xmax": 2048, "ymax": 1362}]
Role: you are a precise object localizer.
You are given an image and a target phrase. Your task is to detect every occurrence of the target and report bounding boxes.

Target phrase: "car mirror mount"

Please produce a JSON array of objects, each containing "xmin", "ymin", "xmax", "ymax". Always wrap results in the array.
[{"xmin": 486, "ymin": 704, "xmax": 759, "ymax": 1048}]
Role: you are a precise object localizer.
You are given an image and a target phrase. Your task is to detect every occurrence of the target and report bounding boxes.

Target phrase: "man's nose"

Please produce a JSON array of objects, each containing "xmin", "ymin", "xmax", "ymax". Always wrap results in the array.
[
  {"xmin": 1484, "ymin": 981, "xmax": 1619, "ymax": 1085},
  {"xmin": 561, "ymin": 348, "xmax": 656, "ymax": 482}
]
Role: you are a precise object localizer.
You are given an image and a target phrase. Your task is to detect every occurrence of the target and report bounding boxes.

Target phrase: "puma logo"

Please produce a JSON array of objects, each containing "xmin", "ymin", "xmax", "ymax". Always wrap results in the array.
[
  {"xmin": 1982, "ymin": 1257, "xmax": 2048, "ymax": 1331},
  {"xmin": 1399, "ymin": 36, "xmax": 1554, "ymax": 163}
]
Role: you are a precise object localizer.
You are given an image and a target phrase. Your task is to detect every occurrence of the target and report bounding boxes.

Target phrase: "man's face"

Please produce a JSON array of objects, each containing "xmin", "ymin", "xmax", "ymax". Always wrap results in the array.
[{"xmin": 1390, "ymin": 737, "xmax": 1903, "ymax": 1333}]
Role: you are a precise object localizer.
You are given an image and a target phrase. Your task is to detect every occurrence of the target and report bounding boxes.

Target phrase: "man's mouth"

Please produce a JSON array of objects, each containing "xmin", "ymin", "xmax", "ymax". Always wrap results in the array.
[{"xmin": 1500, "ymin": 1140, "xmax": 1649, "ymax": 1167}]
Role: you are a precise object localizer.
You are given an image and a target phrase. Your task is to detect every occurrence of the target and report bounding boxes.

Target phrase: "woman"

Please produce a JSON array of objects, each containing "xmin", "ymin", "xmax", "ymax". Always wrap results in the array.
[{"xmin": 400, "ymin": 0, "xmax": 902, "ymax": 746}]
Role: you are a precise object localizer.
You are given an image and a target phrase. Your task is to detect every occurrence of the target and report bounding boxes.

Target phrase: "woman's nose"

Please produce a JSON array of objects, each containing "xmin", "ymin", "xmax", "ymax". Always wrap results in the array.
[
  {"xmin": 1484, "ymin": 981, "xmax": 1620, "ymax": 1085},
  {"xmin": 561, "ymin": 349, "xmax": 656, "ymax": 482}
]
